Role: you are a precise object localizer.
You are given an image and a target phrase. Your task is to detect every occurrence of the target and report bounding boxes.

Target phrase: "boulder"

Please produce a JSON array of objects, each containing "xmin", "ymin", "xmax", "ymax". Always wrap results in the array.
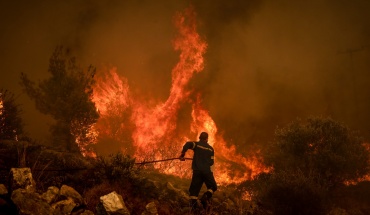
[
  {"xmin": 0, "ymin": 184, "xmax": 8, "ymax": 195},
  {"xmin": 9, "ymin": 168, "xmax": 36, "ymax": 192},
  {"xmin": 59, "ymin": 185, "xmax": 84, "ymax": 206},
  {"xmin": 52, "ymin": 198, "xmax": 76, "ymax": 215},
  {"xmin": 41, "ymin": 186, "xmax": 59, "ymax": 204},
  {"xmin": 11, "ymin": 188, "xmax": 52, "ymax": 215},
  {"xmin": 141, "ymin": 202, "xmax": 158, "ymax": 215},
  {"xmin": 99, "ymin": 191, "xmax": 130, "ymax": 215}
]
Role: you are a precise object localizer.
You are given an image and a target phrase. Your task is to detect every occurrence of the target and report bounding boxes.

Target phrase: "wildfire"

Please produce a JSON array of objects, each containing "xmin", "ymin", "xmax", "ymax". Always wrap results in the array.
[
  {"xmin": 91, "ymin": 6, "xmax": 269, "ymax": 185},
  {"xmin": 73, "ymin": 123, "xmax": 98, "ymax": 158}
]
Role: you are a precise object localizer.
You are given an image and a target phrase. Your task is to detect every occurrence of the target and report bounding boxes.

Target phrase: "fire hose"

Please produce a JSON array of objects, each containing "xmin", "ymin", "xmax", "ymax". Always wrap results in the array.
[
  {"xmin": 0, "ymin": 158, "xmax": 193, "ymax": 171},
  {"xmin": 135, "ymin": 157, "xmax": 192, "ymax": 165}
]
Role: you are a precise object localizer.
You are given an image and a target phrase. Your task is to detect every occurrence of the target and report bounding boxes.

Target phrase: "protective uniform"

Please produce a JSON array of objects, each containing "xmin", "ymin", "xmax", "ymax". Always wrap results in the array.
[{"xmin": 179, "ymin": 132, "xmax": 217, "ymax": 212}]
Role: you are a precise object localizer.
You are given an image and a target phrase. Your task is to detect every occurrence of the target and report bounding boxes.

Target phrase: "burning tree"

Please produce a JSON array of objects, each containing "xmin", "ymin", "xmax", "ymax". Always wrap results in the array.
[
  {"xmin": 0, "ymin": 89, "xmax": 24, "ymax": 140},
  {"xmin": 20, "ymin": 47, "xmax": 99, "ymax": 154}
]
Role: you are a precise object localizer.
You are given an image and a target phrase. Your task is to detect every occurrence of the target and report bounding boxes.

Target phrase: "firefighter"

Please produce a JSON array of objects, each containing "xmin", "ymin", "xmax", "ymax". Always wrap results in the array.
[{"xmin": 179, "ymin": 131, "xmax": 217, "ymax": 213}]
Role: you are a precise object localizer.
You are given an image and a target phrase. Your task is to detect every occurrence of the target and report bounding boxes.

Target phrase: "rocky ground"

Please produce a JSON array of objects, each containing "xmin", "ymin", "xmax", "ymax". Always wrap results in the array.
[{"xmin": 0, "ymin": 140, "xmax": 254, "ymax": 215}]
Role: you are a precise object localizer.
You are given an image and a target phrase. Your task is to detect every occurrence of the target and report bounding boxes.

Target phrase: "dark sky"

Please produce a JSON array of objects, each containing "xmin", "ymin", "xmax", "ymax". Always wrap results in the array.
[{"xmin": 1, "ymin": 0, "xmax": 369, "ymax": 148}]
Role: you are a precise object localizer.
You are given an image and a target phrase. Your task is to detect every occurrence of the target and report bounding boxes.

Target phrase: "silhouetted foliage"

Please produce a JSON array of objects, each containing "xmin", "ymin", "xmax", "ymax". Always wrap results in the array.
[
  {"xmin": 249, "ymin": 171, "xmax": 326, "ymax": 215},
  {"xmin": 20, "ymin": 46, "xmax": 99, "ymax": 153},
  {"xmin": 244, "ymin": 117, "xmax": 370, "ymax": 214},
  {"xmin": 0, "ymin": 89, "xmax": 24, "ymax": 140},
  {"xmin": 265, "ymin": 116, "xmax": 369, "ymax": 188},
  {"xmin": 329, "ymin": 181, "xmax": 370, "ymax": 215}
]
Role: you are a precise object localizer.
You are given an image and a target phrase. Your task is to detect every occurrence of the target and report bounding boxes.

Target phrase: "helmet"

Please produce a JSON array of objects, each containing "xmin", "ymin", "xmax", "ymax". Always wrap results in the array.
[{"xmin": 199, "ymin": 132, "xmax": 208, "ymax": 140}]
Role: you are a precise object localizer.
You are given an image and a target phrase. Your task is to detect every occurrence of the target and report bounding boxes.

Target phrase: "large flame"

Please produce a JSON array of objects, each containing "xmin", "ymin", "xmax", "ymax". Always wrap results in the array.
[
  {"xmin": 131, "ymin": 7, "xmax": 207, "ymax": 160},
  {"xmin": 91, "ymin": 6, "xmax": 269, "ymax": 185}
]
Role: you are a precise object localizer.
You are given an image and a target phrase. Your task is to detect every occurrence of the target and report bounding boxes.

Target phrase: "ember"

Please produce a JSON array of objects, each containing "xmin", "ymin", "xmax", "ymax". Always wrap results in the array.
[{"xmin": 92, "ymin": 6, "xmax": 270, "ymax": 185}]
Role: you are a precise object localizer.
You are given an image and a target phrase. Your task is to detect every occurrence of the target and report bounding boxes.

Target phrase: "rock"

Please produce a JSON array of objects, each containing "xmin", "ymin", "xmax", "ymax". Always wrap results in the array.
[
  {"xmin": 0, "ymin": 184, "xmax": 8, "ymax": 195},
  {"xmin": 9, "ymin": 168, "xmax": 36, "ymax": 192},
  {"xmin": 141, "ymin": 202, "xmax": 158, "ymax": 215},
  {"xmin": 11, "ymin": 188, "xmax": 53, "ymax": 215},
  {"xmin": 99, "ymin": 191, "xmax": 130, "ymax": 215},
  {"xmin": 78, "ymin": 210, "xmax": 95, "ymax": 215},
  {"xmin": 52, "ymin": 198, "xmax": 76, "ymax": 215},
  {"xmin": 41, "ymin": 186, "xmax": 59, "ymax": 204},
  {"xmin": 60, "ymin": 185, "xmax": 84, "ymax": 206}
]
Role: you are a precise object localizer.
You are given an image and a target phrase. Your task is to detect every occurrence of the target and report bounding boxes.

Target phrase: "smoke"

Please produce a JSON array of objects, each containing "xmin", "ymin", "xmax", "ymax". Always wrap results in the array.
[
  {"xmin": 0, "ymin": 0, "xmax": 369, "ymax": 151},
  {"xmin": 193, "ymin": 0, "xmax": 370, "ymax": 147}
]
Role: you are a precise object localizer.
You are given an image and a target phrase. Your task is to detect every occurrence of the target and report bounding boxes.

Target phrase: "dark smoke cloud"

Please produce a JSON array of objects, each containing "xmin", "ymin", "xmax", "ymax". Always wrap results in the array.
[
  {"xmin": 1, "ymin": 0, "xmax": 369, "ymax": 152},
  {"xmin": 193, "ymin": 0, "xmax": 370, "ymax": 148}
]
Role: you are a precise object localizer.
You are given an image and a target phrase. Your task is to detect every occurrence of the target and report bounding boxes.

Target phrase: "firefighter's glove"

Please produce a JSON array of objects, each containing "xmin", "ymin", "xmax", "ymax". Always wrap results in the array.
[{"xmin": 179, "ymin": 153, "xmax": 186, "ymax": 161}]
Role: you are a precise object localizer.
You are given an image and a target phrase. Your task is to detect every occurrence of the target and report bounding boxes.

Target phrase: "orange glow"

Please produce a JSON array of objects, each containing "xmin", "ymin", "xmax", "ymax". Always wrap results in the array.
[
  {"xmin": 190, "ymin": 94, "xmax": 271, "ymax": 184},
  {"xmin": 0, "ymin": 96, "xmax": 3, "ymax": 116},
  {"xmin": 91, "ymin": 6, "xmax": 269, "ymax": 185},
  {"xmin": 93, "ymin": 68, "xmax": 131, "ymax": 117},
  {"xmin": 73, "ymin": 123, "xmax": 98, "ymax": 158},
  {"xmin": 357, "ymin": 143, "xmax": 370, "ymax": 182},
  {"xmin": 131, "ymin": 6, "xmax": 207, "ymax": 161},
  {"xmin": 345, "ymin": 143, "xmax": 370, "ymax": 185}
]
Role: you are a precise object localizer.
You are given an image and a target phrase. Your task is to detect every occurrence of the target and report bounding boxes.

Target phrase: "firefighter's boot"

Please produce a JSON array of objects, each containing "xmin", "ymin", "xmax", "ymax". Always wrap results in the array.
[{"xmin": 200, "ymin": 191, "xmax": 212, "ymax": 212}]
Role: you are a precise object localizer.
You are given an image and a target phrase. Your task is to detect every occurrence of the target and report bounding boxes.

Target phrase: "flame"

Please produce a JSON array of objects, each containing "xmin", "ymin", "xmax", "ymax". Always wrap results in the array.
[
  {"xmin": 73, "ymin": 122, "xmax": 98, "ymax": 158},
  {"xmin": 92, "ymin": 68, "xmax": 133, "ymax": 154},
  {"xmin": 0, "ymin": 94, "xmax": 3, "ymax": 116},
  {"xmin": 93, "ymin": 68, "xmax": 131, "ymax": 117},
  {"xmin": 91, "ymin": 6, "xmax": 269, "ymax": 185},
  {"xmin": 131, "ymin": 6, "xmax": 207, "ymax": 160},
  {"xmin": 190, "ymin": 94, "xmax": 271, "ymax": 184}
]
